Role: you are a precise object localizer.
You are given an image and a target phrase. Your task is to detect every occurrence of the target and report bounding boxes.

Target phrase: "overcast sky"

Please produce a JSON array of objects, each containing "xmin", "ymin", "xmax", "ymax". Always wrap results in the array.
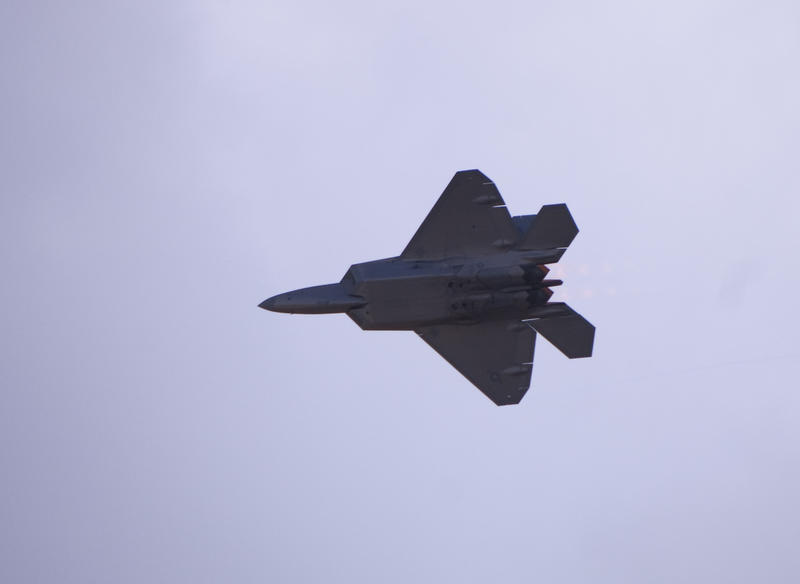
[{"xmin": 2, "ymin": 1, "xmax": 800, "ymax": 583}]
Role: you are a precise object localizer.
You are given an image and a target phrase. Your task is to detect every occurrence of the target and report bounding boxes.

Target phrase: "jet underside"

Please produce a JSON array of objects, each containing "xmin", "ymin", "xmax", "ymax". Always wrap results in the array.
[
  {"xmin": 260, "ymin": 169, "xmax": 594, "ymax": 406},
  {"xmin": 343, "ymin": 250, "xmax": 563, "ymax": 331}
]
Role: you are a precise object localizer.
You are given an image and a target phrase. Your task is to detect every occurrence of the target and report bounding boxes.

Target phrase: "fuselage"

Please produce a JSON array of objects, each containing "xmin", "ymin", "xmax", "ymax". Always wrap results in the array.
[{"xmin": 261, "ymin": 248, "xmax": 566, "ymax": 331}]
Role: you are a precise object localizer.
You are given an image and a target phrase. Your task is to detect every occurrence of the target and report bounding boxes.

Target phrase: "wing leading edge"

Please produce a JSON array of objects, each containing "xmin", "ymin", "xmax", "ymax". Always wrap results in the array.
[
  {"xmin": 416, "ymin": 320, "xmax": 536, "ymax": 405},
  {"xmin": 401, "ymin": 170, "xmax": 519, "ymax": 260}
]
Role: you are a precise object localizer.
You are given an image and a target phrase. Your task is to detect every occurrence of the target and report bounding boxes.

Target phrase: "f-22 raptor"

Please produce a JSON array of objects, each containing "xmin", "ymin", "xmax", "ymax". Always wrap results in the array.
[{"xmin": 260, "ymin": 170, "xmax": 594, "ymax": 405}]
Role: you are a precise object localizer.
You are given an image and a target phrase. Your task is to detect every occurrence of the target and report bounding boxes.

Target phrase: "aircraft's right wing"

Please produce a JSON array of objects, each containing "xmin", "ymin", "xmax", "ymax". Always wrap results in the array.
[
  {"xmin": 401, "ymin": 170, "xmax": 519, "ymax": 260},
  {"xmin": 416, "ymin": 319, "xmax": 536, "ymax": 406}
]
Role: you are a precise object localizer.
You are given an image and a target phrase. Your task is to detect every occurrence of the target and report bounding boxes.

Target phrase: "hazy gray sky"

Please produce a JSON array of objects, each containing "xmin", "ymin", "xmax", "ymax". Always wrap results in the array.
[{"xmin": 2, "ymin": 1, "xmax": 800, "ymax": 582}]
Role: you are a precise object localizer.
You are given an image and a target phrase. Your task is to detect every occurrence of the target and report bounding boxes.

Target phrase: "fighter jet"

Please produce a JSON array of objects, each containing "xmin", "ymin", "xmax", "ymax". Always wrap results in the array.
[{"xmin": 260, "ymin": 169, "xmax": 594, "ymax": 405}]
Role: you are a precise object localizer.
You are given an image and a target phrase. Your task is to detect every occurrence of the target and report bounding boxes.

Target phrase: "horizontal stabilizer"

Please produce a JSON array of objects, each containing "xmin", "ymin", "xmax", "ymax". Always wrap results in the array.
[
  {"xmin": 527, "ymin": 305, "xmax": 594, "ymax": 358},
  {"xmin": 518, "ymin": 204, "xmax": 578, "ymax": 250},
  {"xmin": 511, "ymin": 214, "xmax": 536, "ymax": 235}
]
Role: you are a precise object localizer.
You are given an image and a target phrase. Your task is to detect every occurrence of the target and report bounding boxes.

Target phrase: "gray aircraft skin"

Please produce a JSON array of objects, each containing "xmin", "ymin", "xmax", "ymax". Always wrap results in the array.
[{"xmin": 260, "ymin": 170, "xmax": 594, "ymax": 405}]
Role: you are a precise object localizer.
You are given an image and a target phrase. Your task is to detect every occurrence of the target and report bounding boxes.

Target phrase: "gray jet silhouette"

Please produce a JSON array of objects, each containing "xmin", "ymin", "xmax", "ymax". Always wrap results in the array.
[{"xmin": 260, "ymin": 169, "xmax": 594, "ymax": 405}]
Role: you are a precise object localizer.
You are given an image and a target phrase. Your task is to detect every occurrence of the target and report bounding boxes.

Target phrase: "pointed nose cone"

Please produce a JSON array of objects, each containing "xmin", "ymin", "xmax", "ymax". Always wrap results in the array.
[
  {"xmin": 259, "ymin": 283, "xmax": 365, "ymax": 314},
  {"xmin": 258, "ymin": 296, "xmax": 278, "ymax": 312}
]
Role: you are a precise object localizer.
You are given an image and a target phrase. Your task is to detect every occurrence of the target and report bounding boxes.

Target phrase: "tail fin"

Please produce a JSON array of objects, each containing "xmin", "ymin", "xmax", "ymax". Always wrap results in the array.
[
  {"xmin": 527, "ymin": 303, "xmax": 594, "ymax": 358},
  {"xmin": 516, "ymin": 204, "xmax": 579, "ymax": 250}
]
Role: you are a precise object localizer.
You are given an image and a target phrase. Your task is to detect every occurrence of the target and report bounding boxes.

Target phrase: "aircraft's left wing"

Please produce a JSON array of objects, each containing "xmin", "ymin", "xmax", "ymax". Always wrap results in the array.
[
  {"xmin": 416, "ymin": 319, "xmax": 536, "ymax": 405},
  {"xmin": 401, "ymin": 170, "xmax": 519, "ymax": 260}
]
